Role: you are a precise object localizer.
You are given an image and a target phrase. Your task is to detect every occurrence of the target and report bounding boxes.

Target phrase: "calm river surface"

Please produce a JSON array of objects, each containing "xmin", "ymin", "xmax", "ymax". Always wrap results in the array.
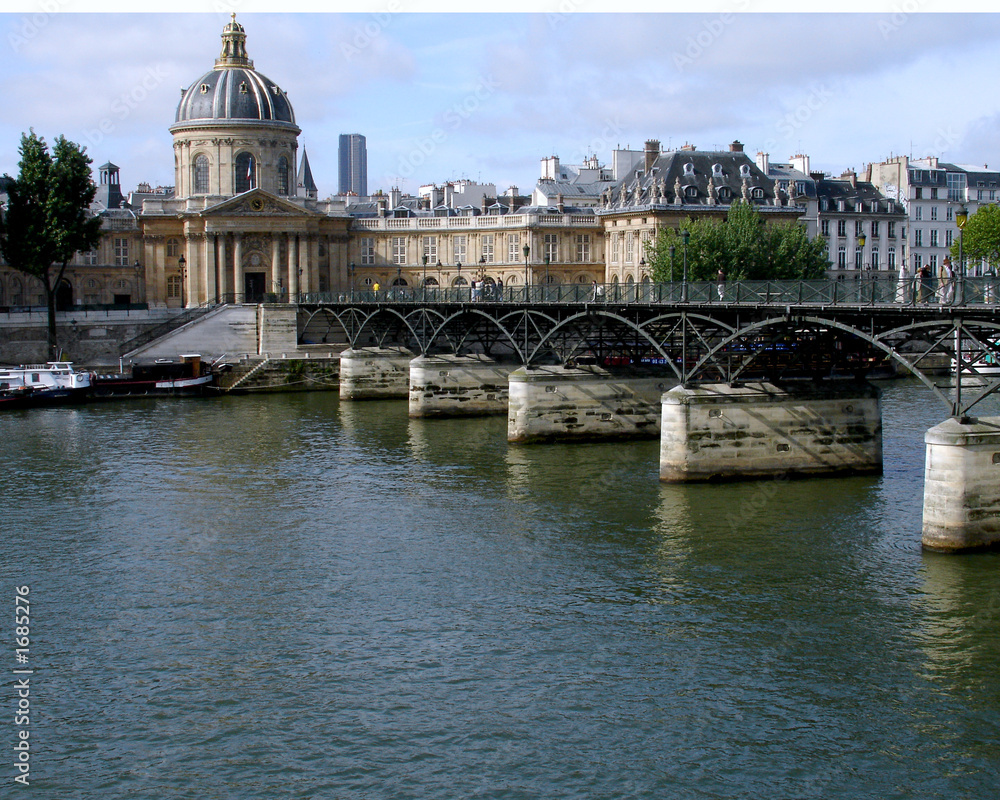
[{"xmin": 2, "ymin": 380, "xmax": 999, "ymax": 799}]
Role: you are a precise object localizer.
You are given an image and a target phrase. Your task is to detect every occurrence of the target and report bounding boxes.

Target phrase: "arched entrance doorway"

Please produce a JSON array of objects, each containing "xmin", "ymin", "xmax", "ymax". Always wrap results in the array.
[{"xmin": 56, "ymin": 279, "xmax": 73, "ymax": 311}]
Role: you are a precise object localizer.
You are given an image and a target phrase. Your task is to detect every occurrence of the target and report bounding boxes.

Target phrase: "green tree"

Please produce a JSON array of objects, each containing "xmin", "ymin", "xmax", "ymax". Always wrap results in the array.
[
  {"xmin": 0, "ymin": 131, "xmax": 101, "ymax": 359},
  {"xmin": 951, "ymin": 203, "xmax": 1000, "ymax": 274},
  {"xmin": 644, "ymin": 200, "xmax": 829, "ymax": 283}
]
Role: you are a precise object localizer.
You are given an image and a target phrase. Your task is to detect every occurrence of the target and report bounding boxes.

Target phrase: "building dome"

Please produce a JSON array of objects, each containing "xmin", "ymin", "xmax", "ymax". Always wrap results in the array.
[{"xmin": 171, "ymin": 15, "xmax": 297, "ymax": 131}]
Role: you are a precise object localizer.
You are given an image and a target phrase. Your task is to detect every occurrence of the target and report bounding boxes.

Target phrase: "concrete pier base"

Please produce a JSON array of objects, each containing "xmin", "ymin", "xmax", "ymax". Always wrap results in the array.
[
  {"xmin": 922, "ymin": 417, "xmax": 1000, "ymax": 552},
  {"xmin": 339, "ymin": 347, "xmax": 413, "ymax": 400},
  {"xmin": 409, "ymin": 354, "xmax": 511, "ymax": 417},
  {"xmin": 258, "ymin": 304, "xmax": 298, "ymax": 354},
  {"xmin": 659, "ymin": 381, "xmax": 883, "ymax": 482},
  {"xmin": 507, "ymin": 364, "xmax": 670, "ymax": 443}
]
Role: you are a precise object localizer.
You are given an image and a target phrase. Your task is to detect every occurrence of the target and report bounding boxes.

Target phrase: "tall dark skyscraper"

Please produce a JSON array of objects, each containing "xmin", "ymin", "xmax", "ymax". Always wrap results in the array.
[{"xmin": 338, "ymin": 133, "xmax": 368, "ymax": 196}]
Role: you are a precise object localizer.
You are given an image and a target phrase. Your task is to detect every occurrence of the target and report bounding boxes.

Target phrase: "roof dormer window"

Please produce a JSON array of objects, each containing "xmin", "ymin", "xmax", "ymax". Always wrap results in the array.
[
  {"xmin": 740, "ymin": 164, "xmax": 751, "ymax": 178},
  {"xmin": 683, "ymin": 162, "xmax": 695, "ymax": 176},
  {"xmin": 200, "ymin": 84, "xmax": 209, "ymax": 94},
  {"xmin": 717, "ymin": 187, "xmax": 732, "ymax": 202},
  {"xmin": 751, "ymin": 187, "xmax": 765, "ymax": 200},
  {"xmin": 712, "ymin": 163, "xmax": 724, "ymax": 177},
  {"xmin": 271, "ymin": 85, "xmax": 280, "ymax": 94},
  {"xmin": 239, "ymin": 81, "xmax": 249, "ymax": 94},
  {"xmin": 685, "ymin": 186, "xmax": 698, "ymax": 198}
]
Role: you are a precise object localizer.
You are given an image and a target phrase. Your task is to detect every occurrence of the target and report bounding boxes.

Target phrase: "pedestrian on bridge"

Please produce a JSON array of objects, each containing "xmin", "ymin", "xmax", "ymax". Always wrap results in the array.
[
  {"xmin": 716, "ymin": 269, "xmax": 726, "ymax": 302},
  {"xmin": 918, "ymin": 264, "xmax": 931, "ymax": 303},
  {"xmin": 940, "ymin": 257, "xmax": 955, "ymax": 305}
]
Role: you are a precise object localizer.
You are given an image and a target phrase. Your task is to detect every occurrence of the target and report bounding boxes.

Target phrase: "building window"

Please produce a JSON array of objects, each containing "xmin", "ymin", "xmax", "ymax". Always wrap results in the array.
[
  {"xmin": 871, "ymin": 220, "xmax": 879, "ymax": 238},
  {"xmin": 611, "ymin": 234, "xmax": 620, "ymax": 264},
  {"xmin": 482, "ymin": 234, "xmax": 494, "ymax": 264},
  {"xmin": 930, "ymin": 254, "xmax": 938, "ymax": 270},
  {"xmin": 855, "ymin": 220, "xmax": 864, "ymax": 237},
  {"xmin": 821, "ymin": 219, "xmax": 830, "ymax": 237},
  {"xmin": 193, "ymin": 155, "xmax": 210, "ymax": 194},
  {"xmin": 946, "ymin": 205, "xmax": 954, "ymax": 222},
  {"xmin": 544, "ymin": 233, "xmax": 558, "ymax": 263},
  {"xmin": 82, "ymin": 250, "xmax": 98, "ymax": 265},
  {"xmin": 166, "ymin": 238, "xmax": 179, "ymax": 258},
  {"xmin": 114, "ymin": 238, "xmax": 129, "ymax": 266},
  {"xmin": 837, "ymin": 219, "xmax": 846, "ymax": 237},
  {"xmin": 277, "ymin": 156, "xmax": 290, "ymax": 196},
  {"xmin": 930, "ymin": 205, "xmax": 938, "ymax": 221},
  {"xmin": 888, "ymin": 247, "xmax": 896, "ymax": 270},
  {"xmin": 167, "ymin": 276, "xmax": 182, "ymax": 299},
  {"xmin": 625, "ymin": 232, "xmax": 634, "ymax": 265},
  {"xmin": 871, "ymin": 247, "xmax": 879, "ymax": 269},
  {"xmin": 888, "ymin": 222, "xmax": 896, "ymax": 239},
  {"xmin": 930, "ymin": 229, "xmax": 939, "ymax": 248},
  {"xmin": 855, "ymin": 247, "xmax": 863, "ymax": 269},
  {"xmin": 930, "ymin": 188, "xmax": 938, "ymax": 200},
  {"xmin": 234, "ymin": 152, "xmax": 254, "ymax": 193},
  {"xmin": 947, "ymin": 173, "xmax": 965, "ymax": 202},
  {"xmin": 360, "ymin": 237, "xmax": 375, "ymax": 265},
  {"xmin": 507, "ymin": 233, "xmax": 520, "ymax": 264},
  {"xmin": 392, "ymin": 237, "xmax": 406, "ymax": 265},
  {"xmin": 914, "ymin": 229, "xmax": 923, "ymax": 247},
  {"xmin": 576, "ymin": 233, "xmax": 591, "ymax": 263},
  {"xmin": 453, "ymin": 235, "xmax": 467, "ymax": 264},
  {"xmin": 914, "ymin": 187, "xmax": 923, "ymax": 200},
  {"xmin": 913, "ymin": 254, "xmax": 922, "ymax": 271},
  {"xmin": 946, "ymin": 230, "xmax": 953, "ymax": 248},
  {"xmin": 838, "ymin": 246, "xmax": 846, "ymax": 269},
  {"xmin": 915, "ymin": 206, "xmax": 923, "ymax": 221},
  {"xmin": 422, "ymin": 236, "xmax": 437, "ymax": 262}
]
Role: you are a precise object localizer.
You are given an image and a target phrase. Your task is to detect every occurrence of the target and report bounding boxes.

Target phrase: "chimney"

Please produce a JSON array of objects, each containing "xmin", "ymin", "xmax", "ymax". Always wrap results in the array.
[
  {"xmin": 730, "ymin": 140, "xmax": 744, "ymax": 153},
  {"xmin": 644, "ymin": 139, "xmax": 660, "ymax": 173},
  {"xmin": 389, "ymin": 186, "xmax": 401, "ymax": 208},
  {"xmin": 790, "ymin": 154, "xmax": 810, "ymax": 176},
  {"xmin": 756, "ymin": 152, "xmax": 770, "ymax": 174},
  {"xmin": 680, "ymin": 143, "xmax": 696, "ymax": 151},
  {"xmin": 481, "ymin": 194, "xmax": 488, "ymax": 214},
  {"xmin": 377, "ymin": 197, "xmax": 387, "ymax": 217}
]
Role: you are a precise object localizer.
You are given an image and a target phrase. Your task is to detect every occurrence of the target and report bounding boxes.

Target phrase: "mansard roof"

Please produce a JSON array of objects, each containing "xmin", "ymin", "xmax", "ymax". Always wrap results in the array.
[{"xmin": 597, "ymin": 148, "xmax": 789, "ymax": 214}]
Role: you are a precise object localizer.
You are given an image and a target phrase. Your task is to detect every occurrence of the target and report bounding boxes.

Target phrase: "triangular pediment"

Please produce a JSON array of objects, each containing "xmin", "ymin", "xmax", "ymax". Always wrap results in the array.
[{"xmin": 201, "ymin": 189, "xmax": 320, "ymax": 217}]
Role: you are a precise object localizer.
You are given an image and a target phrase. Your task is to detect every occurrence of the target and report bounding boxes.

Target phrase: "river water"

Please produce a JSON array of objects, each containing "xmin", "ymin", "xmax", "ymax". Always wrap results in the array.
[{"xmin": 2, "ymin": 380, "xmax": 999, "ymax": 798}]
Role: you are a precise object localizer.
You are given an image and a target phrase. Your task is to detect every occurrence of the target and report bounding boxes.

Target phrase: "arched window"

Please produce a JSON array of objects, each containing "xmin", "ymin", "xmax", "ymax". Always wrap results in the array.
[
  {"xmin": 751, "ymin": 187, "xmax": 765, "ymax": 200},
  {"xmin": 193, "ymin": 155, "xmax": 210, "ymax": 194},
  {"xmin": 234, "ymin": 152, "xmax": 254, "ymax": 194},
  {"xmin": 277, "ymin": 156, "xmax": 289, "ymax": 196}
]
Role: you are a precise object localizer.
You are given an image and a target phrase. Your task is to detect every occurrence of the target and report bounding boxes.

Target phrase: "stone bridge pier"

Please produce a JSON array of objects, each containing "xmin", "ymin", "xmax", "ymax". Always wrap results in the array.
[
  {"xmin": 658, "ymin": 382, "xmax": 884, "ymax": 482},
  {"xmin": 409, "ymin": 354, "xmax": 512, "ymax": 418},
  {"xmin": 339, "ymin": 347, "xmax": 414, "ymax": 400}
]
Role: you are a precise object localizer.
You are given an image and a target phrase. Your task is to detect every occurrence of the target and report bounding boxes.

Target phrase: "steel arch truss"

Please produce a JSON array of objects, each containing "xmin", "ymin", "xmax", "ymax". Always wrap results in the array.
[{"xmin": 297, "ymin": 301, "xmax": 1000, "ymax": 416}]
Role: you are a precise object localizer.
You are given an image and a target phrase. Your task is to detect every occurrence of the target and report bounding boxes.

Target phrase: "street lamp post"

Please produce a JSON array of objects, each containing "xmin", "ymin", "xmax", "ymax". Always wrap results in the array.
[
  {"xmin": 522, "ymin": 243, "xmax": 530, "ymax": 297},
  {"xmin": 133, "ymin": 259, "xmax": 142, "ymax": 306},
  {"xmin": 349, "ymin": 261, "xmax": 355, "ymax": 300},
  {"xmin": 956, "ymin": 204, "xmax": 968, "ymax": 304},
  {"xmin": 457, "ymin": 261, "xmax": 462, "ymax": 299},
  {"xmin": 681, "ymin": 230, "xmax": 689, "ymax": 302},
  {"xmin": 669, "ymin": 244, "xmax": 676, "ymax": 293},
  {"xmin": 858, "ymin": 232, "xmax": 867, "ymax": 302},
  {"xmin": 422, "ymin": 254, "xmax": 428, "ymax": 299},
  {"xmin": 178, "ymin": 254, "xmax": 187, "ymax": 308}
]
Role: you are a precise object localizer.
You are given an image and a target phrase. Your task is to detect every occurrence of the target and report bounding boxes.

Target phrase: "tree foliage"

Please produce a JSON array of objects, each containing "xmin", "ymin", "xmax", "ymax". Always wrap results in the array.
[
  {"xmin": 644, "ymin": 201, "xmax": 829, "ymax": 283},
  {"xmin": 951, "ymin": 203, "xmax": 1000, "ymax": 274},
  {"xmin": 0, "ymin": 131, "xmax": 101, "ymax": 358}
]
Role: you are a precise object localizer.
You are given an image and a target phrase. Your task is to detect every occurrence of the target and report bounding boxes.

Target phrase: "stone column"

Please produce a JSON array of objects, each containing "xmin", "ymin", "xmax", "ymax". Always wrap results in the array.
[
  {"xmin": 922, "ymin": 417, "xmax": 1000, "ymax": 552},
  {"xmin": 288, "ymin": 234, "xmax": 299, "ymax": 300},
  {"xmin": 271, "ymin": 234, "xmax": 282, "ymax": 297},
  {"xmin": 203, "ymin": 233, "xmax": 216, "ymax": 303},
  {"xmin": 233, "ymin": 234, "xmax": 243, "ymax": 303}
]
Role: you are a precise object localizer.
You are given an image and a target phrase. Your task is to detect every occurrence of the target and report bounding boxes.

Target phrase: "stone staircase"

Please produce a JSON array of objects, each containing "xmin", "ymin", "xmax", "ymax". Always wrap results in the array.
[{"xmin": 218, "ymin": 358, "xmax": 271, "ymax": 392}]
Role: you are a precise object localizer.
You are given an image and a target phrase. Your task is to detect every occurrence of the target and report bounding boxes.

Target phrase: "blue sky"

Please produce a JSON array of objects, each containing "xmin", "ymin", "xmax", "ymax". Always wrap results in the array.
[{"xmin": 3, "ymin": 10, "xmax": 1000, "ymax": 198}]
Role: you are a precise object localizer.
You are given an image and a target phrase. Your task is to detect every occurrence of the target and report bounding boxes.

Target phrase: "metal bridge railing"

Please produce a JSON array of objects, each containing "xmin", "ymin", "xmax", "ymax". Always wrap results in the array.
[{"xmin": 296, "ymin": 277, "xmax": 1000, "ymax": 308}]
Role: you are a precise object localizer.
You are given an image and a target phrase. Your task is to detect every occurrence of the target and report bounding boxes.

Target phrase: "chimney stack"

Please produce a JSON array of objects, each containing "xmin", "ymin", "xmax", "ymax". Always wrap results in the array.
[
  {"xmin": 730, "ymin": 140, "xmax": 744, "ymax": 153},
  {"xmin": 644, "ymin": 139, "xmax": 660, "ymax": 173}
]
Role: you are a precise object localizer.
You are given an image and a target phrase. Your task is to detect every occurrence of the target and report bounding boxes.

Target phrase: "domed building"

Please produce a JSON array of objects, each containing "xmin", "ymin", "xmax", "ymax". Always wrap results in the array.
[{"xmin": 139, "ymin": 15, "xmax": 349, "ymax": 308}]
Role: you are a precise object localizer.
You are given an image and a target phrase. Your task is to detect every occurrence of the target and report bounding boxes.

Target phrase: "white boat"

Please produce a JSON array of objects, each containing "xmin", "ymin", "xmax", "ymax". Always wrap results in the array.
[{"xmin": 0, "ymin": 363, "xmax": 92, "ymax": 408}]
